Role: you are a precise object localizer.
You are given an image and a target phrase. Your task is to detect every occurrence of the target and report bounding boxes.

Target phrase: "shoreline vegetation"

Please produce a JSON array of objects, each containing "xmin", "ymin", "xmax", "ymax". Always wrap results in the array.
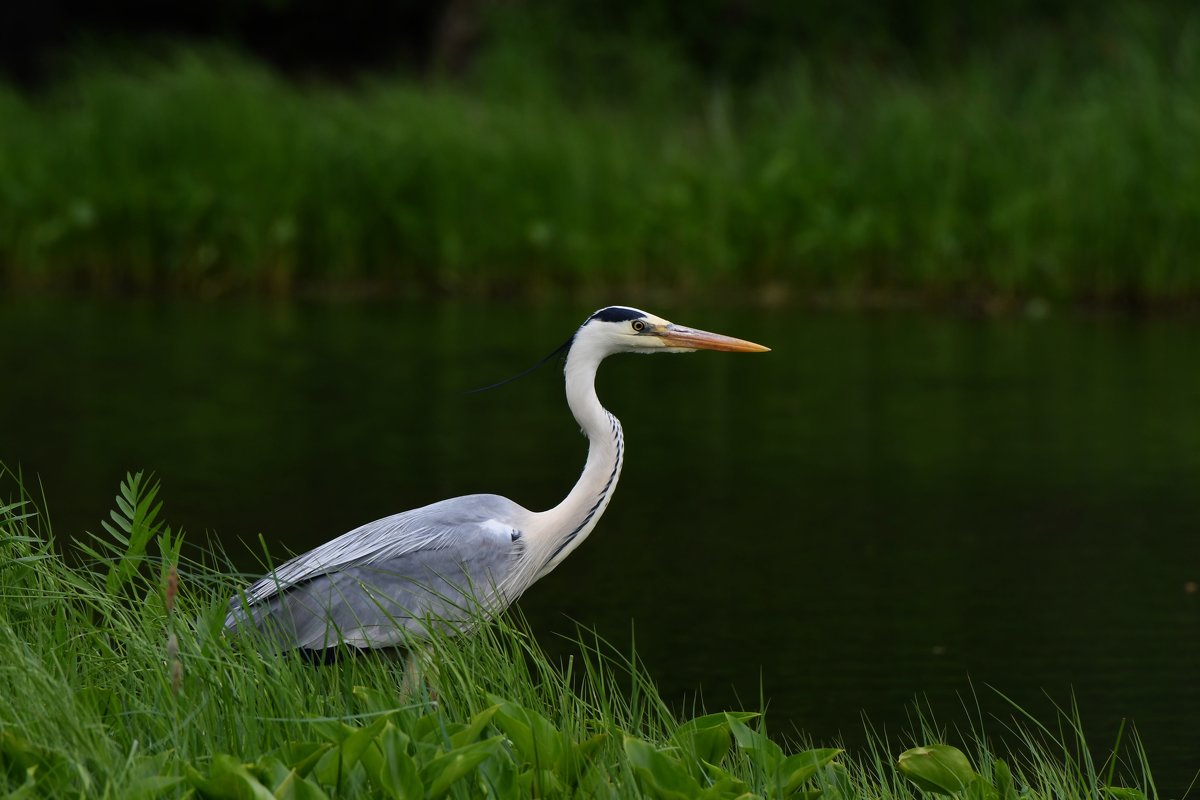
[
  {"xmin": 1, "ymin": 11, "xmax": 1199, "ymax": 308},
  {"xmin": 0, "ymin": 469, "xmax": 1162, "ymax": 797}
]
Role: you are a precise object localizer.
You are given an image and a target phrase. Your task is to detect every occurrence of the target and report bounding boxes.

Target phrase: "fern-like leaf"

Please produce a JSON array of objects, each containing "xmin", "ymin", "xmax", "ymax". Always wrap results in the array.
[{"xmin": 84, "ymin": 471, "xmax": 166, "ymax": 596}]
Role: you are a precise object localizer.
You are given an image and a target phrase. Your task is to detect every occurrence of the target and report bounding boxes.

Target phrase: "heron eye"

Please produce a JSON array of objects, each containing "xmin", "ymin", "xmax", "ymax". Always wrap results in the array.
[{"xmin": 632, "ymin": 320, "xmax": 645, "ymax": 332}]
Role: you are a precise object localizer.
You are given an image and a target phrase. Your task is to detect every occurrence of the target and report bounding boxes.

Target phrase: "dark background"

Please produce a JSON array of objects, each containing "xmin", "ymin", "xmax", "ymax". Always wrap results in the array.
[{"xmin": 2, "ymin": 0, "xmax": 1178, "ymax": 85}]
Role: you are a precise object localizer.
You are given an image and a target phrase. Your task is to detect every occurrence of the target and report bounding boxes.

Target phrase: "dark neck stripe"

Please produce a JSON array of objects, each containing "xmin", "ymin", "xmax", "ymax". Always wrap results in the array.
[{"xmin": 544, "ymin": 413, "xmax": 623, "ymax": 565}]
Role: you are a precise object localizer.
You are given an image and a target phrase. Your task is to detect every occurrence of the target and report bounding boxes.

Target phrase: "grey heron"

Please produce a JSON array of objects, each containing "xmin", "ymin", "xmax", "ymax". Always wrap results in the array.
[{"xmin": 225, "ymin": 306, "xmax": 769, "ymax": 654}]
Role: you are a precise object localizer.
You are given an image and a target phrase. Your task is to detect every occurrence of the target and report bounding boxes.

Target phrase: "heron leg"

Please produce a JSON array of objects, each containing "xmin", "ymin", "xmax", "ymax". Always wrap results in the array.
[
  {"xmin": 400, "ymin": 648, "xmax": 421, "ymax": 699},
  {"xmin": 399, "ymin": 642, "xmax": 441, "ymax": 703}
]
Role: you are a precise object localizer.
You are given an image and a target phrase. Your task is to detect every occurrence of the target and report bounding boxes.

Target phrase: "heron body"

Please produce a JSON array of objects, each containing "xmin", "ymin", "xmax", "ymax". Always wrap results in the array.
[{"xmin": 225, "ymin": 306, "xmax": 768, "ymax": 653}]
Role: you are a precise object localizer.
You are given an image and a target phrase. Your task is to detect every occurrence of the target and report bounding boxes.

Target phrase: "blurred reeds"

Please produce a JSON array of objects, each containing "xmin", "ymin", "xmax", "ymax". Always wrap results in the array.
[{"xmin": 1, "ymin": 10, "xmax": 1198, "ymax": 303}]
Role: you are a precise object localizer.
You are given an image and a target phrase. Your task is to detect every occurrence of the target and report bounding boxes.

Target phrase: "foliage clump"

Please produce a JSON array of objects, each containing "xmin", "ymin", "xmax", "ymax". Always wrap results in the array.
[
  {"xmin": 0, "ymin": 470, "xmax": 1159, "ymax": 797},
  {"xmin": 2, "ymin": 8, "xmax": 1200, "ymax": 305}
]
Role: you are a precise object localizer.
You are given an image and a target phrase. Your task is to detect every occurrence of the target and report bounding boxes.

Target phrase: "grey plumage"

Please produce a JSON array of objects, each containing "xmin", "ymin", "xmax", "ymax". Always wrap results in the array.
[{"xmin": 225, "ymin": 494, "xmax": 528, "ymax": 650}]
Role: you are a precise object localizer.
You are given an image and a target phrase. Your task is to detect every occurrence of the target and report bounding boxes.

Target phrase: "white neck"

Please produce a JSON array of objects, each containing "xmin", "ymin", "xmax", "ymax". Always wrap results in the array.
[{"xmin": 529, "ymin": 337, "xmax": 624, "ymax": 580}]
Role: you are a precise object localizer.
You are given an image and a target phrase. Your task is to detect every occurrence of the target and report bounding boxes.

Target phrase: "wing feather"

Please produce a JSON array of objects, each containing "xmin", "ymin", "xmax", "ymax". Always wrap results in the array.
[{"xmin": 225, "ymin": 494, "xmax": 528, "ymax": 649}]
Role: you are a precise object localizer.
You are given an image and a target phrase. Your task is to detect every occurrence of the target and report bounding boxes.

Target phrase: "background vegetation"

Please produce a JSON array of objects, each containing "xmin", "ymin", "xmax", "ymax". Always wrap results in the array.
[{"xmin": 1, "ymin": 2, "xmax": 1198, "ymax": 304}]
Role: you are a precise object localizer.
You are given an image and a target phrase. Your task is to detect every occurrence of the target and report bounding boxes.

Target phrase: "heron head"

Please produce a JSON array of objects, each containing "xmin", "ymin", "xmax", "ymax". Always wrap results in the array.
[{"xmin": 581, "ymin": 306, "xmax": 770, "ymax": 355}]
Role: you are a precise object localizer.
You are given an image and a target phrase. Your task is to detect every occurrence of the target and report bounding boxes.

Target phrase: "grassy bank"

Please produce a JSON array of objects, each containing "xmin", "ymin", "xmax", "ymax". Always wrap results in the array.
[
  {"xmin": 1, "ymin": 13, "xmax": 1199, "ymax": 304},
  {"xmin": 0, "ymin": 469, "xmax": 1161, "ymax": 797}
]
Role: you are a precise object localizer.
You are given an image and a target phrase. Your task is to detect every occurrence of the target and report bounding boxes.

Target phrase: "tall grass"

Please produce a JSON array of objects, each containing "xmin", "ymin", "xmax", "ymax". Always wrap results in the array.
[
  {"xmin": 0, "ymin": 469, "xmax": 1164, "ymax": 796},
  {"xmin": 1, "ymin": 11, "xmax": 1199, "ymax": 304}
]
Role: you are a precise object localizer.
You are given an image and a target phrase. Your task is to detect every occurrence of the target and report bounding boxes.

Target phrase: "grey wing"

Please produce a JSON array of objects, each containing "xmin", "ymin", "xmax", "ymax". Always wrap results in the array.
[{"xmin": 225, "ymin": 494, "xmax": 528, "ymax": 650}]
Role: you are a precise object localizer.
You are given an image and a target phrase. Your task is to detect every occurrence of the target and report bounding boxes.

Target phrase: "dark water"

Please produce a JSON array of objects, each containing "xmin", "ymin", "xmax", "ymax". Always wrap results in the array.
[{"xmin": 2, "ymin": 298, "xmax": 1198, "ymax": 791}]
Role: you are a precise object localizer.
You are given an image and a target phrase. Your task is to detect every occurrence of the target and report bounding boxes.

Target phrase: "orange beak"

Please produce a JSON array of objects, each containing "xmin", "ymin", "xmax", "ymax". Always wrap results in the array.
[{"xmin": 656, "ymin": 324, "xmax": 771, "ymax": 352}]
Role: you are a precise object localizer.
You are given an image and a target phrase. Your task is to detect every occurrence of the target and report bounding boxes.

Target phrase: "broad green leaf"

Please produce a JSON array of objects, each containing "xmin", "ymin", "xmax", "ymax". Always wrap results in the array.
[
  {"xmin": 375, "ymin": 726, "xmax": 422, "ymax": 799},
  {"xmin": 269, "ymin": 743, "xmax": 331, "ymax": 779},
  {"xmin": 309, "ymin": 720, "xmax": 354, "ymax": 746},
  {"xmin": 577, "ymin": 732, "xmax": 608, "ymax": 763},
  {"xmin": 124, "ymin": 772, "xmax": 184, "ymax": 799},
  {"xmin": 1104, "ymin": 788, "xmax": 1148, "ymax": 800},
  {"xmin": 966, "ymin": 776, "xmax": 1000, "ymax": 800},
  {"xmin": 699, "ymin": 772, "xmax": 752, "ymax": 799},
  {"xmin": 253, "ymin": 756, "xmax": 291, "ymax": 790},
  {"xmin": 491, "ymin": 706, "xmax": 532, "ymax": 759},
  {"xmin": 994, "ymin": 759, "xmax": 1015, "ymax": 800},
  {"xmin": 0, "ymin": 732, "xmax": 81, "ymax": 794},
  {"xmin": 897, "ymin": 745, "xmax": 980, "ymax": 795},
  {"xmin": 821, "ymin": 760, "xmax": 857, "ymax": 800},
  {"xmin": 726, "ymin": 714, "xmax": 783, "ymax": 771},
  {"xmin": 5, "ymin": 770, "xmax": 39, "ymax": 800},
  {"xmin": 313, "ymin": 716, "xmax": 387, "ymax": 785},
  {"xmin": 675, "ymin": 711, "xmax": 757, "ymax": 740},
  {"xmin": 491, "ymin": 700, "xmax": 563, "ymax": 770},
  {"xmin": 420, "ymin": 737, "xmax": 503, "ymax": 799},
  {"xmin": 410, "ymin": 739, "xmax": 442, "ymax": 762},
  {"xmin": 351, "ymin": 685, "xmax": 404, "ymax": 712},
  {"xmin": 516, "ymin": 768, "xmax": 564, "ymax": 796},
  {"xmin": 671, "ymin": 712, "xmax": 741, "ymax": 767},
  {"xmin": 190, "ymin": 754, "xmax": 276, "ymax": 800},
  {"xmin": 524, "ymin": 711, "xmax": 564, "ymax": 769},
  {"xmin": 435, "ymin": 721, "xmax": 470, "ymax": 742},
  {"xmin": 358, "ymin": 729, "xmax": 387, "ymax": 793},
  {"xmin": 0, "ymin": 730, "xmax": 54, "ymax": 770},
  {"xmin": 700, "ymin": 759, "xmax": 734, "ymax": 783},
  {"xmin": 338, "ymin": 716, "xmax": 389, "ymax": 767},
  {"xmin": 273, "ymin": 769, "xmax": 330, "ymax": 800},
  {"xmin": 477, "ymin": 751, "xmax": 517, "ymax": 797},
  {"xmin": 410, "ymin": 712, "xmax": 455, "ymax": 752},
  {"xmin": 578, "ymin": 763, "xmax": 620, "ymax": 800},
  {"xmin": 450, "ymin": 704, "xmax": 501, "ymax": 748},
  {"xmin": 623, "ymin": 736, "xmax": 702, "ymax": 800},
  {"xmin": 777, "ymin": 748, "xmax": 842, "ymax": 794},
  {"xmin": 554, "ymin": 730, "xmax": 609, "ymax": 786}
]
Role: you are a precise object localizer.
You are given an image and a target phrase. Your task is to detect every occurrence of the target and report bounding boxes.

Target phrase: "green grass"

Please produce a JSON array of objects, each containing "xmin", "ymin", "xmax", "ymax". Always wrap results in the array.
[
  {"xmin": 1, "ymin": 14, "xmax": 1199, "ymax": 304},
  {"xmin": 0, "ymin": 469, "xmax": 1163, "ymax": 797}
]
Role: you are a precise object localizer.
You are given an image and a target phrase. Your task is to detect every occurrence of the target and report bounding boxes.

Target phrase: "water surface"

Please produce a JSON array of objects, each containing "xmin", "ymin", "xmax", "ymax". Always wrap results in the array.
[{"xmin": 2, "ymin": 298, "xmax": 1198, "ymax": 790}]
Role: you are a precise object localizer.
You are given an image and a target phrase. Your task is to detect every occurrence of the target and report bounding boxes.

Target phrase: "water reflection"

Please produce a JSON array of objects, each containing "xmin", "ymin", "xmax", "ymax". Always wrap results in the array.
[{"xmin": 1, "ymin": 298, "xmax": 1197, "ymax": 790}]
